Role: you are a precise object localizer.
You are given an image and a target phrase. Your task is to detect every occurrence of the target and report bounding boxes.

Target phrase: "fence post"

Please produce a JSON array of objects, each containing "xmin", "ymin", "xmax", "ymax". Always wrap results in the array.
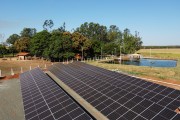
[
  {"xmin": 11, "ymin": 68, "xmax": 14, "ymax": 76},
  {"xmin": 21, "ymin": 67, "xmax": 23, "ymax": 73}
]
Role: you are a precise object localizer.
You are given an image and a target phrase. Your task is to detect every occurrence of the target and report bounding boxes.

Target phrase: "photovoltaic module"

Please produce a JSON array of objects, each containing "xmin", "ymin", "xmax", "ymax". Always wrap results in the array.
[{"xmin": 48, "ymin": 62, "xmax": 180, "ymax": 120}]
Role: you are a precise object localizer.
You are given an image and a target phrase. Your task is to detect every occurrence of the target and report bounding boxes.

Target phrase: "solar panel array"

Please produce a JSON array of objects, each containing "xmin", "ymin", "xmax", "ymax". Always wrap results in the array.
[
  {"xmin": 48, "ymin": 62, "xmax": 180, "ymax": 120},
  {"xmin": 20, "ymin": 68, "xmax": 93, "ymax": 120}
]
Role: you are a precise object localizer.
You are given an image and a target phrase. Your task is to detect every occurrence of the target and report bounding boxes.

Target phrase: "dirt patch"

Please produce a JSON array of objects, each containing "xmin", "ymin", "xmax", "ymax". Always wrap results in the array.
[
  {"xmin": 175, "ymin": 107, "xmax": 180, "ymax": 114},
  {"xmin": 138, "ymin": 75, "xmax": 180, "ymax": 90},
  {"xmin": 139, "ymin": 75, "xmax": 180, "ymax": 84},
  {"xmin": 0, "ymin": 59, "xmax": 52, "ymax": 76},
  {"xmin": 1, "ymin": 74, "xmax": 19, "ymax": 80}
]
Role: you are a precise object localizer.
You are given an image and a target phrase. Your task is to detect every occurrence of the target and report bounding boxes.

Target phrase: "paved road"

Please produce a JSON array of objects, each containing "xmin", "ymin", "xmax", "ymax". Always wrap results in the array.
[{"xmin": 0, "ymin": 79, "xmax": 24, "ymax": 120}]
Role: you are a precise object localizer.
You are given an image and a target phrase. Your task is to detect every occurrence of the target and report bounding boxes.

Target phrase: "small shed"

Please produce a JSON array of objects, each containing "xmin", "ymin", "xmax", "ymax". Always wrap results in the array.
[
  {"xmin": 17, "ymin": 52, "xmax": 30, "ymax": 60},
  {"xmin": 130, "ymin": 54, "xmax": 141, "ymax": 59}
]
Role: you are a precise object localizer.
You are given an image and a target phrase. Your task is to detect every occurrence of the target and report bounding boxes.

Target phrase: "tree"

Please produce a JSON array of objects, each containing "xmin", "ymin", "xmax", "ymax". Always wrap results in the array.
[
  {"xmin": 47, "ymin": 31, "xmax": 63, "ymax": 60},
  {"xmin": 107, "ymin": 25, "xmax": 122, "ymax": 43},
  {"xmin": 61, "ymin": 32, "xmax": 74, "ymax": 59},
  {"xmin": 6, "ymin": 34, "xmax": 20, "ymax": 45},
  {"xmin": 43, "ymin": 20, "xmax": 54, "ymax": 31},
  {"xmin": 8, "ymin": 45, "xmax": 17, "ymax": 57},
  {"xmin": 20, "ymin": 28, "xmax": 36, "ymax": 38},
  {"xmin": 30, "ymin": 30, "xmax": 51, "ymax": 57},
  {"xmin": 90, "ymin": 40, "xmax": 102, "ymax": 57},
  {"xmin": 122, "ymin": 29, "xmax": 143, "ymax": 54},
  {"xmin": 47, "ymin": 31, "xmax": 74, "ymax": 61},
  {"xmin": 134, "ymin": 31, "xmax": 143, "ymax": 51},
  {"xmin": 76, "ymin": 22, "xmax": 107, "ymax": 42},
  {"xmin": 0, "ymin": 44, "xmax": 7, "ymax": 57},
  {"xmin": 14, "ymin": 37, "xmax": 30, "ymax": 52},
  {"xmin": 5, "ymin": 21, "xmax": 143, "ymax": 58},
  {"xmin": 72, "ymin": 32, "xmax": 91, "ymax": 59},
  {"xmin": 103, "ymin": 42, "xmax": 118, "ymax": 55},
  {"xmin": 58, "ymin": 22, "xmax": 66, "ymax": 32}
]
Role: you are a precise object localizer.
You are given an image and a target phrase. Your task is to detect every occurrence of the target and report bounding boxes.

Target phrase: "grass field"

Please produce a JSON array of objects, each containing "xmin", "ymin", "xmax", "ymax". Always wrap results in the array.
[
  {"xmin": 88, "ymin": 48, "xmax": 180, "ymax": 85},
  {"xmin": 137, "ymin": 48, "xmax": 180, "ymax": 59}
]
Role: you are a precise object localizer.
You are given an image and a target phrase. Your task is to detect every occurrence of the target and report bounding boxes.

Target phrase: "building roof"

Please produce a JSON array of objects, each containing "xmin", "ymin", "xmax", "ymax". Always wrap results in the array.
[{"xmin": 16, "ymin": 52, "xmax": 29, "ymax": 56}]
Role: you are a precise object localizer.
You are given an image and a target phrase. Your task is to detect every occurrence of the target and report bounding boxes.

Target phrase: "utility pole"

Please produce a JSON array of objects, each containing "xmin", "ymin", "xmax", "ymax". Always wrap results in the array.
[
  {"xmin": 114, "ymin": 48, "xmax": 116, "ymax": 57},
  {"xmin": 101, "ymin": 47, "xmax": 102, "ymax": 60},
  {"xmin": 120, "ymin": 45, "xmax": 121, "ymax": 57},
  {"xmin": 120, "ymin": 45, "xmax": 122, "ymax": 57},
  {"xmin": 81, "ymin": 46, "xmax": 83, "ymax": 61}
]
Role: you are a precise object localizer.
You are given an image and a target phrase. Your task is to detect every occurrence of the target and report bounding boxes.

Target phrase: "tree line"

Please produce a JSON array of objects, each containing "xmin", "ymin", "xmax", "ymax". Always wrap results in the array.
[{"xmin": 1, "ymin": 21, "xmax": 142, "ymax": 61}]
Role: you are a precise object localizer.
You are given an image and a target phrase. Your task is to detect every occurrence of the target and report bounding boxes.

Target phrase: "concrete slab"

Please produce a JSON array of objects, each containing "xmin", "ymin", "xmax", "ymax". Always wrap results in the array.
[{"xmin": 0, "ymin": 79, "xmax": 24, "ymax": 120}]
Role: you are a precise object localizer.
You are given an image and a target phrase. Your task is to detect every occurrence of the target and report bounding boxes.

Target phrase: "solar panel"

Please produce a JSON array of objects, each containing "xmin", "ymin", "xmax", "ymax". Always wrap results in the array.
[
  {"xmin": 20, "ymin": 68, "xmax": 93, "ymax": 120},
  {"xmin": 70, "ymin": 62, "xmax": 180, "ymax": 107},
  {"xmin": 48, "ymin": 62, "xmax": 180, "ymax": 120}
]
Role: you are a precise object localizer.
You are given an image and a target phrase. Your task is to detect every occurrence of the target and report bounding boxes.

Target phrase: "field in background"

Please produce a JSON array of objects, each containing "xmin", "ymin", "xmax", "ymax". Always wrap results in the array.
[{"xmin": 137, "ymin": 48, "xmax": 180, "ymax": 59}]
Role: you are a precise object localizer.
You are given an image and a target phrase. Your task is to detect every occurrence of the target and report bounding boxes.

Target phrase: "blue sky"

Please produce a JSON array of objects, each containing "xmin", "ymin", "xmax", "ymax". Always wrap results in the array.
[{"xmin": 0, "ymin": 0, "xmax": 180, "ymax": 45}]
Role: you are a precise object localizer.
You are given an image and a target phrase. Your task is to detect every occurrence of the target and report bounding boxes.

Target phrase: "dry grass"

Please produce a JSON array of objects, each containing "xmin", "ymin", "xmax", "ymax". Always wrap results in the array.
[
  {"xmin": 138, "ymin": 48, "xmax": 180, "ymax": 54},
  {"xmin": 0, "ymin": 59, "xmax": 52, "ymax": 76},
  {"xmin": 137, "ymin": 48, "xmax": 180, "ymax": 59},
  {"xmin": 87, "ymin": 61, "xmax": 180, "ymax": 90},
  {"xmin": 88, "ymin": 61, "xmax": 180, "ymax": 81},
  {"xmin": 136, "ymin": 49, "xmax": 180, "ymax": 81}
]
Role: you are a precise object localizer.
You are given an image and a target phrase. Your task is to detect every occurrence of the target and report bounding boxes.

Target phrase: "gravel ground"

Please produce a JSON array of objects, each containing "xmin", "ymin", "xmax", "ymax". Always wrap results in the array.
[{"xmin": 0, "ymin": 79, "xmax": 24, "ymax": 120}]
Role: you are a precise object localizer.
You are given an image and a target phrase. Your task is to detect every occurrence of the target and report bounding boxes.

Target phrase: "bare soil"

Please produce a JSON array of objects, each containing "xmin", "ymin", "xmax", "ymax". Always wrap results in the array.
[
  {"xmin": 2, "ymin": 74, "xmax": 19, "ymax": 80},
  {"xmin": 0, "ymin": 59, "xmax": 52, "ymax": 77}
]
